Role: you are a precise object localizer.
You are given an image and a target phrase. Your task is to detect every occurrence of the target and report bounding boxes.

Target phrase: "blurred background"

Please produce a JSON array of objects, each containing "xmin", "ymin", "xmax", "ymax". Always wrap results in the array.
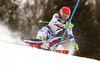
[{"xmin": 0, "ymin": 0, "xmax": 100, "ymax": 60}]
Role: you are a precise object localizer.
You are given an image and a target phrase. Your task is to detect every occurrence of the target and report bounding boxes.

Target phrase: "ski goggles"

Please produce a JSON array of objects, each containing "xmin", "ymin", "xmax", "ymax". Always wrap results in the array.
[{"xmin": 61, "ymin": 14, "xmax": 70, "ymax": 18}]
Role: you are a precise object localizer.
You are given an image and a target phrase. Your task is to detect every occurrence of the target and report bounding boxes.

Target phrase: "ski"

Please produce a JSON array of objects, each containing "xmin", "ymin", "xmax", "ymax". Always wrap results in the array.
[
  {"xmin": 29, "ymin": 44, "xmax": 68, "ymax": 54},
  {"xmin": 21, "ymin": 38, "xmax": 69, "ymax": 54}
]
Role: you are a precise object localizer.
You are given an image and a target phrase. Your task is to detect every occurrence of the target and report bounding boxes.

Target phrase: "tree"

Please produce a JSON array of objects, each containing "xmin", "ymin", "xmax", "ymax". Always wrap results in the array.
[
  {"xmin": 96, "ymin": 0, "xmax": 100, "ymax": 23},
  {"xmin": 0, "ymin": 0, "xmax": 19, "ymax": 30}
]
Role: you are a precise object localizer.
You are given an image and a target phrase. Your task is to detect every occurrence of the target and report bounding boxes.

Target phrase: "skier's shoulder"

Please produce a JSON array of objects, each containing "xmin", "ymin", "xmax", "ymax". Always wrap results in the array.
[{"xmin": 52, "ymin": 13, "xmax": 59, "ymax": 19}]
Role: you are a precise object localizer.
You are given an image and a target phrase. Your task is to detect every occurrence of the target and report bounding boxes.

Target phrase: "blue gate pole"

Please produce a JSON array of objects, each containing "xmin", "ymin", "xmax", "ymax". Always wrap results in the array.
[{"xmin": 53, "ymin": 0, "xmax": 80, "ymax": 51}]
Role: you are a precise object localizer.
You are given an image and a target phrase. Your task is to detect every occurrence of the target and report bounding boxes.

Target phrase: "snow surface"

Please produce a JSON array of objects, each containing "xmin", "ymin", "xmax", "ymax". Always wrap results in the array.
[
  {"xmin": 0, "ymin": 24, "xmax": 100, "ymax": 65},
  {"xmin": 0, "ymin": 41, "xmax": 100, "ymax": 65}
]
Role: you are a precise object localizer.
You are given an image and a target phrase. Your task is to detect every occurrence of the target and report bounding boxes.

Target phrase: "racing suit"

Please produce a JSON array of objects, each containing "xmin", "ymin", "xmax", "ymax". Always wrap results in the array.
[{"xmin": 36, "ymin": 13, "xmax": 75, "ymax": 49}]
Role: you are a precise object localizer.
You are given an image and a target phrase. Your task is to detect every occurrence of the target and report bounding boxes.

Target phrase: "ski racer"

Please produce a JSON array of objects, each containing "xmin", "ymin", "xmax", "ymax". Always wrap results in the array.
[{"xmin": 36, "ymin": 7, "xmax": 79, "ymax": 51}]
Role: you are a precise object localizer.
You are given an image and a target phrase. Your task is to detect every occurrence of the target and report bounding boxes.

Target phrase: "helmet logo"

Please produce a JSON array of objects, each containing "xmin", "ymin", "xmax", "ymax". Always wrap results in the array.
[{"xmin": 65, "ymin": 11, "xmax": 70, "ymax": 14}]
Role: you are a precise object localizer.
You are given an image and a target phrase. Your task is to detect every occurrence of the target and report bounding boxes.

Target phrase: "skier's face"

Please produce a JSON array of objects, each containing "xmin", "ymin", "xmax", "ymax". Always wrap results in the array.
[{"xmin": 61, "ymin": 17, "xmax": 67, "ymax": 21}]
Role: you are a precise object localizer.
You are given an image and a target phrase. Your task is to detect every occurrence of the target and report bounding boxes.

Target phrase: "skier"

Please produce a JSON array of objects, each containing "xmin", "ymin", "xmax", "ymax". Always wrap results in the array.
[{"xmin": 36, "ymin": 7, "xmax": 79, "ymax": 51}]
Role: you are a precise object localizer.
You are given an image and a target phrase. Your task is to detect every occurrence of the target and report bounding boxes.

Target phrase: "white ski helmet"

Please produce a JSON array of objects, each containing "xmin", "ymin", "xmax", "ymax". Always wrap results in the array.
[{"xmin": 60, "ymin": 7, "xmax": 71, "ymax": 18}]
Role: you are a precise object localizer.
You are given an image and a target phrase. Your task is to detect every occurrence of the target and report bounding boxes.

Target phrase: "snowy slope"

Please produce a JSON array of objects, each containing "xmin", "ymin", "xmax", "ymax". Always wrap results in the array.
[
  {"xmin": 0, "ymin": 41, "xmax": 100, "ymax": 65},
  {"xmin": 0, "ymin": 24, "xmax": 100, "ymax": 65}
]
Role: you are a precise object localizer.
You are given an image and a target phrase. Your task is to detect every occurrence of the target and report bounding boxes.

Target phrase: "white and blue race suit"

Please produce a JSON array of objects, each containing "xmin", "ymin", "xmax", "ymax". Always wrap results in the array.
[{"xmin": 36, "ymin": 13, "xmax": 75, "ymax": 43}]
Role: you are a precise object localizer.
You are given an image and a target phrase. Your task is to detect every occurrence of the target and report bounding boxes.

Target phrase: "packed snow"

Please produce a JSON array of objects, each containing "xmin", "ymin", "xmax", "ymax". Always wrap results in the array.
[
  {"xmin": 0, "ymin": 41, "xmax": 100, "ymax": 65},
  {"xmin": 0, "ymin": 24, "xmax": 100, "ymax": 65}
]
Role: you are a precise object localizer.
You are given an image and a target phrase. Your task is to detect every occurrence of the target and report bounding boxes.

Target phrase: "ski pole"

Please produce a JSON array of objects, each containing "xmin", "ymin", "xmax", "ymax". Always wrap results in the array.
[
  {"xmin": 39, "ymin": 20, "xmax": 58, "ymax": 24},
  {"xmin": 53, "ymin": 0, "xmax": 80, "ymax": 51},
  {"xmin": 39, "ymin": 20, "xmax": 74, "ymax": 28}
]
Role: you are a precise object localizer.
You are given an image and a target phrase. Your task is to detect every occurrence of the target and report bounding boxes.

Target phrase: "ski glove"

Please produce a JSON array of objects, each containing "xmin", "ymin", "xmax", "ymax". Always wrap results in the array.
[
  {"xmin": 64, "ymin": 24, "xmax": 74, "ymax": 28},
  {"xmin": 72, "ymin": 42, "xmax": 79, "ymax": 51}
]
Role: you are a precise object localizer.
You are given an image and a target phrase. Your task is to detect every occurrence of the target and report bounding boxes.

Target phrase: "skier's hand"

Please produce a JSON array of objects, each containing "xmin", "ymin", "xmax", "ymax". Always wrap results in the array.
[
  {"xmin": 72, "ymin": 42, "xmax": 79, "ymax": 51},
  {"xmin": 64, "ymin": 24, "xmax": 67, "ymax": 28},
  {"xmin": 64, "ymin": 24, "xmax": 74, "ymax": 28}
]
